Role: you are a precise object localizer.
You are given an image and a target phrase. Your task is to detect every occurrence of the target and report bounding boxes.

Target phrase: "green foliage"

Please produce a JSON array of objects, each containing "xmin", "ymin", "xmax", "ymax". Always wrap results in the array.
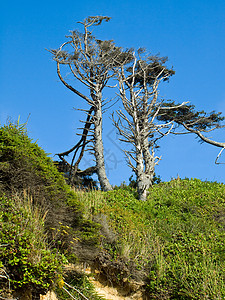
[
  {"xmin": 1, "ymin": 121, "xmax": 224, "ymax": 299},
  {"xmin": 144, "ymin": 179, "xmax": 225, "ymax": 299},
  {"xmin": 156, "ymin": 101, "xmax": 225, "ymax": 130},
  {"xmin": 0, "ymin": 121, "xmax": 66, "ymax": 194},
  {"xmin": 0, "ymin": 122, "xmax": 103, "ymax": 295},
  {"xmin": 0, "ymin": 122, "xmax": 100, "ymax": 249},
  {"xmin": 0, "ymin": 194, "xmax": 66, "ymax": 294},
  {"xmin": 80, "ymin": 179, "xmax": 225, "ymax": 299}
]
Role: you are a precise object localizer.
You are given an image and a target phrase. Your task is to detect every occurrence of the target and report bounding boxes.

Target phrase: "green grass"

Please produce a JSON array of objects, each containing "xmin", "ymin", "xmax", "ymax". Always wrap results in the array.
[{"xmin": 77, "ymin": 179, "xmax": 225, "ymax": 299}]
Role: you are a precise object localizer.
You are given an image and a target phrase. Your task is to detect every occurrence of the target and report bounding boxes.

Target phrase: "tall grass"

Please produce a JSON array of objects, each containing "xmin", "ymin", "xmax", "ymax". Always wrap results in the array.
[{"xmin": 0, "ymin": 191, "xmax": 65, "ymax": 296}]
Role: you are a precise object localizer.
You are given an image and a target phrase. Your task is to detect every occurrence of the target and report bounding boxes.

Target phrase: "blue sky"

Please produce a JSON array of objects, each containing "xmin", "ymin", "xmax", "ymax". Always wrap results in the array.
[{"xmin": 1, "ymin": 0, "xmax": 225, "ymax": 185}]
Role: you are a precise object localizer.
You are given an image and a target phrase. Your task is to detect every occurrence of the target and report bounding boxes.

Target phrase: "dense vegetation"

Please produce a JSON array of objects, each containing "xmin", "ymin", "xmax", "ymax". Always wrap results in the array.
[
  {"xmin": 0, "ymin": 193, "xmax": 65, "ymax": 296},
  {"xmin": 84, "ymin": 181, "xmax": 225, "ymax": 298},
  {"xmin": 0, "ymin": 122, "xmax": 224, "ymax": 299},
  {"xmin": 0, "ymin": 122, "xmax": 104, "ymax": 299}
]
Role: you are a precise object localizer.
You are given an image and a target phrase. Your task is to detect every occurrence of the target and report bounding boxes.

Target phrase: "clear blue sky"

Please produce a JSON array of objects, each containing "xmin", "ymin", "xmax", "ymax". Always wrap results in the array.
[{"xmin": 1, "ymin": 0, "xmax": 225, "ymax": 185}]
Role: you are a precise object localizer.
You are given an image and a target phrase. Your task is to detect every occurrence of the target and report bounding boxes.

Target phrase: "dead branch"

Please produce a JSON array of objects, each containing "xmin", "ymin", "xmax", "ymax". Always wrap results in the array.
[{"xmin": 215, "ymin": 147, "xmax": 225, "ymax": 164}]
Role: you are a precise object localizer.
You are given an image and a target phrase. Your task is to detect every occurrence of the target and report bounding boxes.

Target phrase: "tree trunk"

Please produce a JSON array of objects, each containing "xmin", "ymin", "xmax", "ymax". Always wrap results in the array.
[
  {"xmin": 93, "ymin": 97, "xmax": 112, "ymax": 191},
  {"xmin": 136, "ymin": 144, "xmax": 148, "ymax": 201},
  {"xmin": 142, "ymin": 137, "xmax": 155, "ymax": 186}
]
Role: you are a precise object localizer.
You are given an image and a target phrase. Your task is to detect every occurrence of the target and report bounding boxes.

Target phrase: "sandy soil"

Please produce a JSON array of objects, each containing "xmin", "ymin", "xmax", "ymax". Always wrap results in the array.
[
  {"xmin": 42, "ymin": 264, "xmax": 144, "ymax": 300},
  {"xmin": 89, "ymin": 276, "xmax": 143, "ymax": 300}
]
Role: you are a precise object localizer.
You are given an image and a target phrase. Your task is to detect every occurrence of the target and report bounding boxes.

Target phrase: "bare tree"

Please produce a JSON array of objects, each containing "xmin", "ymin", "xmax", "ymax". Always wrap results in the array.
[
  {"xmin": 49, "ymin": 16, "xmax": 132, "ymax": 191},
  {"xmin": 113, "ymin": 51, "xmax": 182, "ymax": 200}
]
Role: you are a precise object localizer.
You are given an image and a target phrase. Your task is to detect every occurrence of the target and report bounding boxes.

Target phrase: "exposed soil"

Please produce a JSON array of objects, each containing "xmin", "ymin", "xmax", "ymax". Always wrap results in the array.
[
  {"xmin": 85, "ymin": 266, "xmax": 145, "ymax": 300},
  {"xmin": 53, "ymin": 264, "xmax": 146, "ymax": 300},
  {"xmin": 89, "ymin": 276, "xmax": 144, "ymax": 300}
]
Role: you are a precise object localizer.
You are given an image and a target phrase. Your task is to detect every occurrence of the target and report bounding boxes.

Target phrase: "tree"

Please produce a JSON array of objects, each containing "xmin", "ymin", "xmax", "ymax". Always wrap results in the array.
[
  {"xmin": 113, "ymin": 49, "xmax": 225, "ymax": 201},
  {"xmin": 113, "ymin": 50, "xmax": 183, "ymax": 200},
  {"xmin": 49, "ymin": 16, "xmax": 132, "ymax": 191}
]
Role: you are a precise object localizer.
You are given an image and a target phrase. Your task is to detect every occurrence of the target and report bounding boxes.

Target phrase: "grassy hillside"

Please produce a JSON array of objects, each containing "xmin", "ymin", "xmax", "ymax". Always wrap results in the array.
[
  {"xmin": 75, "ymin": 180, "xmax": 225, "ymax": 299},
  {"xmin": 0, "ymin": 122, "xmax": 224, "ymax": 299}
]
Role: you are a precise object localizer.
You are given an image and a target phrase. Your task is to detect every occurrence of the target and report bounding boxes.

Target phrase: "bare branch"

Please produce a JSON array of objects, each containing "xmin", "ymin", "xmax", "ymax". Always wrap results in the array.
[
  {"xmin": 215, "ymin": 147, "xmax": 225, "ymax": 164},
  {"xmin": 56, "ymin": 62, "xmax": 93, "ymax": 104},
  {"xmin": 64, "ymin": 281, "xmax": 90, "ymax": 300},
  {"xmin": 181, "ymin": 122, "xmax": 225, "ymax": 148}
]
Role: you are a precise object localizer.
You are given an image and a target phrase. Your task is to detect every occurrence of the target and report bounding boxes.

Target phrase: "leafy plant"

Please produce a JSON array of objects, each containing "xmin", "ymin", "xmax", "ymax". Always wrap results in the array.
[
  {"xmin": 0, "ymin": 122, "xmax": 104, "ymax": 296},
  {"xmin": 0, "ymin": 193, "xmax": 66, "ymax": 295}
]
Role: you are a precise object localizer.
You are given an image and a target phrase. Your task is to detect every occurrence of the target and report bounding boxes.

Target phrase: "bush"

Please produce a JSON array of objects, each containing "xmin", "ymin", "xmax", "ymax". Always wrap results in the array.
[
  {"xmin": 0, "ymin": 122, "xmax": 103, "ymax": 296},
  {"xmin": 0, "ymin": 121, "xmax": 67, "ymax": 198},
  {"xmin": 0, "ymin": 122, "xmax": 99, "ymax": 250},
  {"xmin": 0, "ymin": 193, "xmax": 66, "ymax": 295}
]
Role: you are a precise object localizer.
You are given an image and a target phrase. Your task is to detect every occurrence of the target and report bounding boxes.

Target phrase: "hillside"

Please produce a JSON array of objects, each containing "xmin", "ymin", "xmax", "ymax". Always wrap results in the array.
[{"xmin": 0, "ymin": 122, "xmax": 225, "ymax": 299}]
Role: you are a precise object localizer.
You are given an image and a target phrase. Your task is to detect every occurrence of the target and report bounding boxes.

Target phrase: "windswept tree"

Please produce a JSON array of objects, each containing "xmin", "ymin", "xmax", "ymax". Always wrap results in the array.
[
  {"xmin": 157, "ymin": 102, "xmax": 225, "ymax": 163},
  {"xmin": 113, "ymin": 50, "xmax": 183, "ymax": 200},
  {"xmin": 49, "ymin": 16, "xmax": 132, "ymax": 191},
  {"xmin": 114, "ymin": 49, "xmax": 225, "ymax": 201}
]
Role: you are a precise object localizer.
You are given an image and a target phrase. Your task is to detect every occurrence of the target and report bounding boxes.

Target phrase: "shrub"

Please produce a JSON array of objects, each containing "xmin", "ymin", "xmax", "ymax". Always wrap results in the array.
[
  {"xmin": 0, "ymin": 121, "xmax": 104, "ymax": 258},
  {"xmin": 0, "ymin": 193, "xmax": 66, "ymax": 295}
]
